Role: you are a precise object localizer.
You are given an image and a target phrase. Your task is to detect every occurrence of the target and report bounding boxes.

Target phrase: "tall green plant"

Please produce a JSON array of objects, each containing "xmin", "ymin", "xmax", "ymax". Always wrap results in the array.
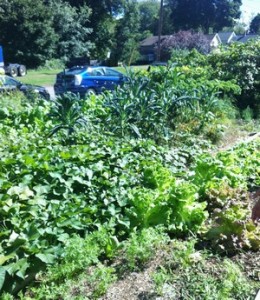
[
  {"xmin": 48, "ymin": 93, "xmax": 87, "ymax": 140},
  {"xmin": 105, "ymin": 69, "xmax": 195, "ymax": 141}
]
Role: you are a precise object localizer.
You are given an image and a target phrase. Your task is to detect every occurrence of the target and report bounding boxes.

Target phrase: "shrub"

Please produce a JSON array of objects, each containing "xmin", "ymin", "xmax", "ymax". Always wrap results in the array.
[
  {"xmin": 208, "ymin": 40, "xmax": 260, "ymax": 113},
  {"xmin": 160, "ymin": 31, "xmax": 210, "ymax": 61},
  {"xmin": 169, "ymin": 40, "xmax": 260, "ymax": 115},
  {"xmin": 37, "ymin": 59, "xmax": 65, "ymax": 70}
]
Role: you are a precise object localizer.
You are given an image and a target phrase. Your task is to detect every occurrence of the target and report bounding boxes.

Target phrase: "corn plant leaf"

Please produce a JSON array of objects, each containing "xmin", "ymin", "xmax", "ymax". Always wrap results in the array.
[{"xmin": 0, "ymin": 266, "xmax": 6, "ymax": 291}]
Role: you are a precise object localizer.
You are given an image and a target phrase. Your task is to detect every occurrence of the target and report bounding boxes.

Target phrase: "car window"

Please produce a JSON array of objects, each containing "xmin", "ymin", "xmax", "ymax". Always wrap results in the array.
[
  {"xmin": 91, "ymin": 68, "xmax": 105, "ymax": 76},
  {"xmin": 104, "ymin": 68, "xmax": 121, "ymax": 77}
]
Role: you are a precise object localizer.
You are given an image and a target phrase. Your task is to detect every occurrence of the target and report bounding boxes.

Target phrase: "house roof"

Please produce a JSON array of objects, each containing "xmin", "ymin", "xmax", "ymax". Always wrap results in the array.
[
  {"xmin": 204, "ymin": 34, "xmax": 217, "ymax": 41},
  {"xmin": 236, "ymin": 34, "xmax": 259, "ymax": 43},
  {"xmin": 140, "ymin": 33, "xmax": 223, "ymax": 48},
  {"xmin": 204, "ymin": 33, "xmax": 222, "ymax": 45},
  {"xmin": 217, "ymin": 32, "xmax": 236, "ymax": 44},
  {"xmin": 140, "ymin": 35, "xmax": 169, "ymax": 47}
]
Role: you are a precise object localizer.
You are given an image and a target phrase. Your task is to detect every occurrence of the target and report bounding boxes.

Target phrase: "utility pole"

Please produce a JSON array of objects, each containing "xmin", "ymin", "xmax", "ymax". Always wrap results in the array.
[{"xmin": 157, "ymin": 0, "xmax": 164, "ymax": 61}]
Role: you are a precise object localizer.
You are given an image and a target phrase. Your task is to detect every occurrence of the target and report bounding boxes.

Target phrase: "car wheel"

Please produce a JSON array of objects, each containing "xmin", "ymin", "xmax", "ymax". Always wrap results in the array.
[
  {"xmin": 9, "ymin": 66, "xmax": 18, "ymax": 77},
  {"xmin": 85, "ymin": 88, "xmax": 96, "ymax": 96},
  {"xmin": 18, "ymin": 65, "xmax": 27, "ymax": 77}
]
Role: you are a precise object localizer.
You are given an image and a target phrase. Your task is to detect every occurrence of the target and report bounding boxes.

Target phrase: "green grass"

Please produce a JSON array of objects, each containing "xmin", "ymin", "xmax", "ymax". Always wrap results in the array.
[
  {"xmin": 18, "ymin": 68, "xmax": 62, "ymax": 86},
  {"xmin": 17, "ymin": 66, "xmax": 148, "ymax": 87},
  {"xmin": 117, "ymin": 65, "xmax": 148, "ymax": 73}
]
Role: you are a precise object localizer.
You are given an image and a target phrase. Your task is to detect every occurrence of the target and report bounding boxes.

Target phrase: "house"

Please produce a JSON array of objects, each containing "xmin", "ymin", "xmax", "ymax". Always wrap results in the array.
[
  {"xmin": 217, "ymin": 32, "xmax": 259, "ymax": 44},
  {"xmin": 139, "ymin": 33, "xmax": 221, "ymax": 63},
  {"xmin": 236, "ymin": 34, "xmax": 260, "ymax": 43},
  {"xmin": 139, "ymin": 32, "xmax": 259, "ymax": 63},
  {"xmin": 204, "ymin": 33, "xmax": 222, "ymax": 49},
  {"xmin": 217, "ymin": 31, "xmax": 237, "ymax": 45},
  {"xmin": 139, "ymin": 35, "xmax": 169, "ymax": 62}
]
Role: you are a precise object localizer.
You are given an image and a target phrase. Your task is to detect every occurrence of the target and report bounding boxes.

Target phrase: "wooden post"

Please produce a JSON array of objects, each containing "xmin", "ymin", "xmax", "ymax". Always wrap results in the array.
[{"xmin": 157, "ymin": 0, "xmax": 164, "ymax": 61}]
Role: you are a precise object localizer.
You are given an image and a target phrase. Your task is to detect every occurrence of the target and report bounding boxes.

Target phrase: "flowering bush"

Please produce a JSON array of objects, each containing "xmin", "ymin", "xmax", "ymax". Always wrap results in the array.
[{"xmin": 160, "ymin": 31, "xmax": 210, "ymax": 60}]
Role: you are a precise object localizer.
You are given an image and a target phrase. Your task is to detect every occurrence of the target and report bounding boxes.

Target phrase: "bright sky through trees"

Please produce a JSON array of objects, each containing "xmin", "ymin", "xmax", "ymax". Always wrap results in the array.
[
  {"xmin": 242, "ymin": 0, "xmax": 260, "ymax": 13},
  {"xmin": 241, "ymin": 0, "xmax": 260, "ymax": 23}
]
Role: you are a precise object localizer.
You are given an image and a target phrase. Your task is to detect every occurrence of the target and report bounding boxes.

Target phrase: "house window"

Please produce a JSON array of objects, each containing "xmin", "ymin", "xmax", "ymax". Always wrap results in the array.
[{"xmin": 147, "ymin": 54, "xmax": 155, "ymax": 62}]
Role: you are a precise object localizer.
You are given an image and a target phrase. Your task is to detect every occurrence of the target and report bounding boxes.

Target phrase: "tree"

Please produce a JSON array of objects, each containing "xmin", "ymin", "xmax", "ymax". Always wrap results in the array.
[
  {"xmin": 138, "ymin": 0, "xmax": 160, "ymax": 35},
  {"xmin": 66, "ymin": 0, "xmax": 125, "ymax": 15},
  {"xmin": 49, "ymin": 0, "xmax": 93, "ymax": 62},
  {"xmin": 214, "ymin": 0, "xmax": 242, "ymax": 32},
  {"xmin": 0, "ymin": 0, "xmax": 57, "ymax": 67},
  {"xmin": 66, "ymin": 0, "xmax": 126, "ymax": 59},
  {"xmin": 113, "ymin": 0, "xmax": 141, "ymax": 65},
  {"xmin": 250, "ymin": 14, "xmax": 260, "ymax": 34},
  {"xmin": 166, "ymin": 0, "xmax": 242, "ymax": 33}
]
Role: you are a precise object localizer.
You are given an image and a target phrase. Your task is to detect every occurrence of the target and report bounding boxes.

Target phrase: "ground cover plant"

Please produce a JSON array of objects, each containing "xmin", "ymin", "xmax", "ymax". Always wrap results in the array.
[{"xmin": 0, "ymin": 43, "xmax": 259, "ymax": 299}]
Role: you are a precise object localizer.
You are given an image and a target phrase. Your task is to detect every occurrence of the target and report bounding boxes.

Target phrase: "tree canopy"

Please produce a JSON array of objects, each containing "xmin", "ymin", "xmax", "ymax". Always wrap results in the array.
[
  {"xmin": 166, "ymin": 0, "xmax": 242, "ymax": 33},
  {"xmin": 113, "ymin": 0, "xmax": 141, "ymax": 64},
  {"xmin": 50, "ymin": 0, "xmax": 93, "ymax": 63},
  {"xmin": 250, "ymin": 14, "xmax": 260, "ymax": 34},
  {"xmin": 0, "ymin": 0, "xmax": 56, "ymax": 67},
  {"xmin": 0, "ymin": 0, "xmax": 248, "ymax": 67},
  {"xmin": 138, "ymin": 0, "xmax": 160, "ymax": 35},
  {"xmin": 161, "ymin": 31, "xmax": 210, "ymax": 60}
]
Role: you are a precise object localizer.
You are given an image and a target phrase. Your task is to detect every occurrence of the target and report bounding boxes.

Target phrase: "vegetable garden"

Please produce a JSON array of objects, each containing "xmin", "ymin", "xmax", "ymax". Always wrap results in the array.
[{"xmin": 0, "ymin": 40, "xmax": 260, "ymax": 299}]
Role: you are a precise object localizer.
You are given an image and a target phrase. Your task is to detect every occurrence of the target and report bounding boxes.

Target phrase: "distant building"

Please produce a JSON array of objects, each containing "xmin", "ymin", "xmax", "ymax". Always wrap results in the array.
[
  {"xmin": 139, "ymin": 35, "xmax": 168, "ymax": 63},
  {"xmin": 204, "ymin": 33, "xmax": 222, "ymax": 48},
  {"xmin": 139, "ymin": 34, "xmax": 220, "ymax": 63},
  {"xmin": 217, "ymin": 31, "xmax": 237, "ymax": 44},
  {"xmin": 139, "ymin": 32, "xmax": 259, "ymax": 64},
  {"xmin": 236, "ymin": 34, "xmax": 260, "ymax": 43}
]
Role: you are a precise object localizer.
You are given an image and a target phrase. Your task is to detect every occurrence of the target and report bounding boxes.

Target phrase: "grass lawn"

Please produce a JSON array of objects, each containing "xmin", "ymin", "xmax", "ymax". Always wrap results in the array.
[
  {"xmin": 18, "ymin": 68, "xmax": 62, "ymax": 86},
  {"xmin": 18, "ymin": 65, "xmax": 148, "ymax": 87}
]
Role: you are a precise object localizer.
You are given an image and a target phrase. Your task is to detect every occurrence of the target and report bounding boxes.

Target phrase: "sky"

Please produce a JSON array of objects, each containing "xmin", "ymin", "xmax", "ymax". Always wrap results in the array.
[{"xmin": 241, "ymin": 0, "xmax": 260, "ymax": 24}]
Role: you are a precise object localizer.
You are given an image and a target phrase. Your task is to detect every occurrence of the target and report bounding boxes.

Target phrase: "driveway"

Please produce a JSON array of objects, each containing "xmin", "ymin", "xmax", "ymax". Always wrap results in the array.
[{"xmin": 45, "ymin": 86, "xmax": 55, "ymax": 100}]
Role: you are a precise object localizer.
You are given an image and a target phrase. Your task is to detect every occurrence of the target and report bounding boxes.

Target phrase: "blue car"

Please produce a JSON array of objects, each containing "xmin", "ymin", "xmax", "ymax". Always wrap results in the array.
[{"xmin": 54, "ymin": 66, "xmax": 127, "ymax": 97}]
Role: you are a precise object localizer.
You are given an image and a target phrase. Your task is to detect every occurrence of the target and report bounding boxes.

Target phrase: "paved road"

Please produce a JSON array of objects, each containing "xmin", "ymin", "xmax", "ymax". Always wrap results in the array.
[{"xmin": 45, "ymin": 86, "xmax": 55, "ymax": 100}]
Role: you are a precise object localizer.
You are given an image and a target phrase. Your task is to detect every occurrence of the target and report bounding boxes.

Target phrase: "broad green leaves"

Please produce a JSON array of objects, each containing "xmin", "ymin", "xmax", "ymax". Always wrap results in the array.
[
  {"xmin": 191, "ymin": 141, "xmax": 260, "ymax": 252},
  {"xmin": 0, "ymin": 57, "xmax": 259, "ymax": 296},
  {"xmin": 0, "ymin": 116, "xmax": 191, "ymax": 294}
]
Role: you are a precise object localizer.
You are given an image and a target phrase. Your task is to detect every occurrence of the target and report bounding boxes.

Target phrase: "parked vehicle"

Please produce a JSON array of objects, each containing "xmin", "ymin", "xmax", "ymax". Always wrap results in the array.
[
  {"xmin": 0, "ymin": 46, "xmax": 27, "ymax": 77},
  {"xmin": 0, "ymin": 75, "xmax": 50, "ymax": 100},
  {"xmin": 54, "ymin": 66, "xmax": 127, "ymax": 97}
]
